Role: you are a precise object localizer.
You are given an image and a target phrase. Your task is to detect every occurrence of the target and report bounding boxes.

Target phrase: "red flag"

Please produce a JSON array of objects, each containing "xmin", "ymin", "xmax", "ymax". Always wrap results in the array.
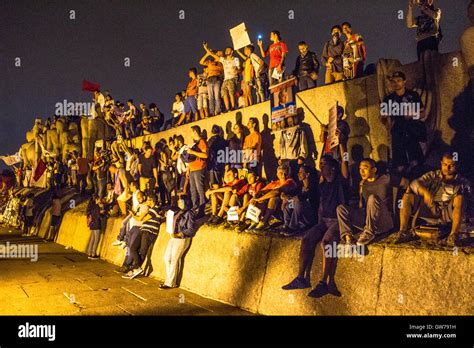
[
  {"xmin": 33, "ymin": 159, "xmax": 47, "ymax": 181},
  {"xmin": 82, "ymin": 80, "xmax": 101, "ymax": 92}
]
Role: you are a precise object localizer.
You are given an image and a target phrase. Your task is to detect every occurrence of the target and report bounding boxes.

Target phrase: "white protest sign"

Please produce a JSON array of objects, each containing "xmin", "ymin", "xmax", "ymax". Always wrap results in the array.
[
  {"xmin": 271, "ymin": 67, "xmax": 285, "ymax": 80},
  {"xmin": 328, "ymin": 103, "xmax": 339, "ymax": 149},
  {"xmin": 230, "ymin": 22, "xmax": 251, "ymax": 50},
  {"xmin": 227, "ymin": 206, "xmax": 239, "ymax": 221},
  {"xmin": 166, "ymin": 210, "xmax": 175, "ymax": 234},
  {"xmin": 245, "ymin": 204, "xmax": 261, "ymax": 223}
]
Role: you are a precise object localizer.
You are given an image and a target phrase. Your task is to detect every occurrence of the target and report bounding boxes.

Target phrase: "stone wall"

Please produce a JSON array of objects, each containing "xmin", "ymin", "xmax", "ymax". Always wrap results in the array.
[{"xmin": 55, "ymin": 202, "xmax": 474, "ymax": 315}]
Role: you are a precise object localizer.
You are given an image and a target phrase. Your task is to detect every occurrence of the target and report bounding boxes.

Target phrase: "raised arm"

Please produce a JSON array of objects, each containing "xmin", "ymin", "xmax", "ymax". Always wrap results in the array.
[
  {"xmin": 420, "ymin": 3, "xmax": 441, "ymax": 20},
  {"xmin": 235, "ymin": 49, "xmax": 246, "ymax": 60},
  {"xmin": 203, "ymin": 42, "xmax": 219, "ymax": 61},
  {"xmin": 407, "ymin": 0, "xmax": 417, "ymax": 28},
  {"xmin": 257, "ymin": 40, "xmax": 267, "ymax": 58},
  {"xmin": 199, "ymin": 51, "xmax": 211, "ymax": 66}
]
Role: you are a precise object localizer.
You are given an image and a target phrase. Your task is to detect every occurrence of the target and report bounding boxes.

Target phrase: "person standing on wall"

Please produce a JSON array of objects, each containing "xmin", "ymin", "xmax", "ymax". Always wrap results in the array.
[
  {"xmin": 186, "ymin": 126, "xmax": 208, "ymax": 218},
  {"xmin": 160, "ymin": 195, "xmax": 197, "ymax": 289},
  {"xmin": 407, "ymin": 0, "xmax": 442, "ymax": 60}
]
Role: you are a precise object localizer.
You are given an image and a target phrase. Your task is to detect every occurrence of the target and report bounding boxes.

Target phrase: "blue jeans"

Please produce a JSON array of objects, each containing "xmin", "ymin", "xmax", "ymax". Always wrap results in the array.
[
  {"xmin": 123, "ymin": 226, "xmax": 141, "ymax": 267},
  {"xmin": 207, "ymin": 78, "xmax": 221, "ymax": 116},
  {"xmin": 97, "ymin": 177, "xmax": 107, "ymax": 199},
  {"xmin": 189, "ymin": 169, "xmax": 206, "ymax": 212},
  {"xmin": 283, "ymin": 196, "xmax": 315, "ymax": 229},
  {"xmin": 117, "ymin": 214, "xmax": 131, "ymax": 242}
]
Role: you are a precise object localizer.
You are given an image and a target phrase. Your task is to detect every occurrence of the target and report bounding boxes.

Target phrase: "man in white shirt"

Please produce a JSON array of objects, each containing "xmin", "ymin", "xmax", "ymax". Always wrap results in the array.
[
  {"xmin": 171, "ymin": 93, "xmax": 185, "ymax": 127},
  {"xmin": 205, "ymin": 45, "xmax": 240, "ymax": 112},
  {"xmin": 113, "ymin": 181, "xmax": 140, "ymax": 246},
  {"xmin": 94, "ymin": 90, "xmax": 105, "ymax": 112}
]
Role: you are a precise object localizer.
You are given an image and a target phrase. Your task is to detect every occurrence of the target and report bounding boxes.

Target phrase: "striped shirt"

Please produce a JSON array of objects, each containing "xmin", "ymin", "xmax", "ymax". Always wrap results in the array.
[{"xmin": 141, "ymin": 206, "xmax": 164, "ymax": 235}]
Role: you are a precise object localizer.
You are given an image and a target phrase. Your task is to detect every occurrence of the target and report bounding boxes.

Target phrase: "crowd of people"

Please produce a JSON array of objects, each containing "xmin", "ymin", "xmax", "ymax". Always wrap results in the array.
[{"xmin": 3, "ymin": 0, "xmax": 467, "ymax": 297}]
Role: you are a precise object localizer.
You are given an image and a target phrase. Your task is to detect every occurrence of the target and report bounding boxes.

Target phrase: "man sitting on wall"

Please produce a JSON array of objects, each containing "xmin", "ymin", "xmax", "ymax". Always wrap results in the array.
[
  {"xmin": 247, "ymin": 165, "xmax": 297, "ymax": 231},
  {"xmin": 336, "ymin": 158, "xmax": 409, "ymax": 245},
  {"xmin": 394, "ymin": 152, "xmax": 472, "ymax": 246},
  {"xmin": 205, "ymin": 168, "xmax": 246, "ymax": 225}
]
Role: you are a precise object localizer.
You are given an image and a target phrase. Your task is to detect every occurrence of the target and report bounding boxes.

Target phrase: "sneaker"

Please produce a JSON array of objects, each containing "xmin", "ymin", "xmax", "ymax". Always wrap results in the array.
[
  {"xmin": 394, "ymin": 230, "xmax": 414, "ymax": 244},
  {"xmin": 340, "ymin": 234, "xmax": 355, "ymax": 245},
  {"xmin": 280, "ymin": 227, "xmax": 299, "ymax": 237},
  {"xmin": 307, "ymin": 281, "xmax": 329, "ymax": 298},
  {"xmin": 327, "ymin": 283, "xmax": 342, "ymax": 297},
  {"xmin": 214, "ymin": 216, "xmax": 225, "ymax": 225},
  {"xmin": 206, "ymin": 215, "xmax": 217, "ymax": 225},
  {"xmin": 159, "ymin": 283, "xmax": 176, "ymax": 290},
  {"xmin": 223, "ymin": 220, "xmax": 236, "ymax": 229},
  {"xmin": 129, "ymin": 268, "xmax": 144, "ymax": 279},
  {"xmin": 235, "ymin": 221, "xmax": 250, "ymax": 232},
  {"xmin": 282, "ymin": 277, "xmax": 311, "ymax": 290},
  {"xmin": 357, "ymin": 230, "xmax": 375, "ymax": 245},
  {"xmin": 112, "ymin": 240, "xmax": 122, "ymax": 246},
  {"xmin": 116, "ymin": 265, "xmax": 131, "ymax": 273},
  {"xmin": 122, "ymin": 270, "xmax": 134, "ymax": 279},
  {"xmin": 254, "ymin": 221, "xmax": 268, "ymax": 231},
  {"xmin": 245, "ymin": 221, "xmax": 259, "ymax": 232},
  {"xmin": 447, "ymin": 233, "xmax": 461, "ymax": 247}
]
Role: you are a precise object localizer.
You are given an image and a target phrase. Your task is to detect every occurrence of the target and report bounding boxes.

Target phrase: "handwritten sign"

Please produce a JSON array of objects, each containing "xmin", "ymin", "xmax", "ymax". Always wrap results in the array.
[{"xmin": 230, "ymin": 22, "xmax": 251, "ymax": 50}]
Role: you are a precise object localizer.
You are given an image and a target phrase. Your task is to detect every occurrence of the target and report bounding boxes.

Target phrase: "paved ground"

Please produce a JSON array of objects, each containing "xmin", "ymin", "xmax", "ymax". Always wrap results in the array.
[{"xmin": 0, "ymin": 227, "xmax": 252, "ymax": 316}]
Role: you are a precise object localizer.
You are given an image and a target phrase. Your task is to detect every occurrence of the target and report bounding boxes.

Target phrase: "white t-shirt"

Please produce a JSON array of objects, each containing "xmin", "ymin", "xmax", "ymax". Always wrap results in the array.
[
  {"xmin": 97, "ymin": 93, "xmax": 105, "ymax": 111},
  {"xmin": 130, "ymin": 203, "xmax": 149, "ymax": 228},
  {"xmin": 249, "ymin": 53, "xmax": 263, "ymax": 76},
  {"xmin": 132, "ymin": 190, "xmax": 139, "ymax": 211},
  {"xmin": 172, "ymin": 101, "xmax": 184, "ymax": 118},
  {"xmin": 177, "ymin": 145, "xmax": 189, "ymax": 174},
  {"xmin": 220, "ymin": 56, "xmax": 240, "ymax": 80}
]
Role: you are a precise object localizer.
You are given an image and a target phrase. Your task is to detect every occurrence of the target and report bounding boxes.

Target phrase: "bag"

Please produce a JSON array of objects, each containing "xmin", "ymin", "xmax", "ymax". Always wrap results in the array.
[{"xmin": 413, "ymin": 226, "xmax": 441, "ymax": 240}]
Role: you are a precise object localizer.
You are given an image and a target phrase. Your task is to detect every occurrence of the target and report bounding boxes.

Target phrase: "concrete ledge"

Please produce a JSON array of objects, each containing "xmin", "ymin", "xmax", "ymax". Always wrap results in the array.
[{"xmin": 55, "ymin": 202, "xmax": 474, "ymax": 315}]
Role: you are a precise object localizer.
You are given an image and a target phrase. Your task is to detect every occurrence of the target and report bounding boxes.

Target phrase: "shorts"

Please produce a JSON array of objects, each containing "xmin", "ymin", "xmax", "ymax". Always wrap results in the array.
[
  {"xmin": 221, "ymin": 78, "xmax": 238, "ymax": 98},
  {"xmin": 51, "ymin": 215, "xmax": 61, "ymax": 227},
  {"xmin": 197, "ymin": 93, "xmax": 208, "ymax": 110},
  {"xmin": 418, "ymin": 201, "xmax": 454, "ymax": 225},
  {"xmin": 183, "ymin": 96, "xmax": 198, "ymax": 114}
]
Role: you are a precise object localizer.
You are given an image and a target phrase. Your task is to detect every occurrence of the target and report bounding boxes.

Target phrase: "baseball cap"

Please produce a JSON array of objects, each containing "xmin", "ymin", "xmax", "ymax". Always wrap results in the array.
[{"xmin": 388, "ymin": 71, "xmax": 406, "ymax": 81}]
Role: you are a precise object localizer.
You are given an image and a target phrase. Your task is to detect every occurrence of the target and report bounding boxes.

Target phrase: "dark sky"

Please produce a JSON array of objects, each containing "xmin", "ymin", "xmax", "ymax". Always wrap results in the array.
[{"xmin": 1, "ymin": 0, "xmax": 470, "ymax": 163}]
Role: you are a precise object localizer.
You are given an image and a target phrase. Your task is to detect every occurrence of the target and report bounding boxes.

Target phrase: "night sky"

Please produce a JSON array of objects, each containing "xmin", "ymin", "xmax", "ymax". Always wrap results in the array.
[{"xmin": 1, "ymin": 0, "xmax": 471, "ymax": 165}]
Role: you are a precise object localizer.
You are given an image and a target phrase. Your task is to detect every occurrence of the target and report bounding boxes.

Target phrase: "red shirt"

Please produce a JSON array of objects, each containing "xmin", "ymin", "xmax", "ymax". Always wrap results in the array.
[
  {"xmin": 266, "ymin": 41, "xmax": 288, "ymax": 68},
  {"xmin": 186, "ymin": 78, "xmax": 198, "ymax": 97},
  {"xmin": 224, "ymin": 178, "xmax": 246, "ymax": 192},
  {"xmin": 237, "ymin": 180, "xmax": 264, "ymax": 197},
  {"xmin": 188, "ymin": 139, "xmax": 208, "ymax": 172},
  {"xmin": 262, "ymin": 178, "xmax": 297, "ymax": 194}
]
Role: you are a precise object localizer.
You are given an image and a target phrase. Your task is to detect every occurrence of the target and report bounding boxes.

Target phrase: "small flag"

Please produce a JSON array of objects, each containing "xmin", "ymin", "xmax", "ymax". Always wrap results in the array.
[{"xmin": 82, "ymin": 80, "xmax": 100, "ymax": 92}]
